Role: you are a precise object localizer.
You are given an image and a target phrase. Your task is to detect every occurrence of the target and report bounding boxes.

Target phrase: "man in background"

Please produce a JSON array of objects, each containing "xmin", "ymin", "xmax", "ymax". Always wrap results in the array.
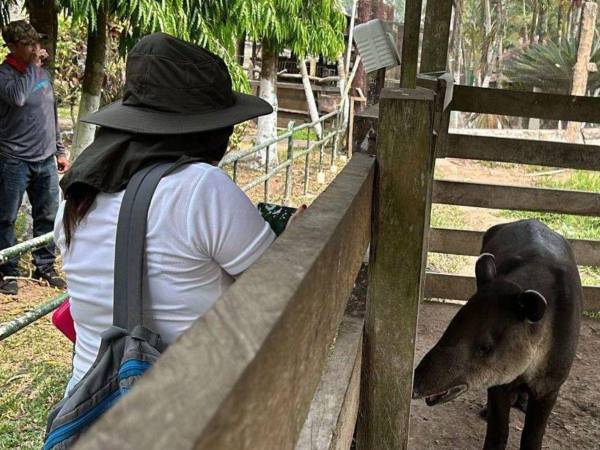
[{"xmin": 0, "ymin": 20, "xmax": 70, "ymax": 295}]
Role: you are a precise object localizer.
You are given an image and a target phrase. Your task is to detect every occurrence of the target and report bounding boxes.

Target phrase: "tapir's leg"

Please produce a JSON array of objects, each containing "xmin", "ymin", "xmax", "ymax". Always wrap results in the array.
[
  {"xmin": 483, "ymin": 386, "xmax": 512, "ymax": 450},
  {"xmin": 519, "ymin": 390, "xmax": 558, "ymax": 450}
]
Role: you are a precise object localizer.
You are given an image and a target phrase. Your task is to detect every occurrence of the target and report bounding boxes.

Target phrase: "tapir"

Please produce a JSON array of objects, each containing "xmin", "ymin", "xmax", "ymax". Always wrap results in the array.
[{"xmin": 412, "ymin": 220, "xmax": 582, "ymax": 450}]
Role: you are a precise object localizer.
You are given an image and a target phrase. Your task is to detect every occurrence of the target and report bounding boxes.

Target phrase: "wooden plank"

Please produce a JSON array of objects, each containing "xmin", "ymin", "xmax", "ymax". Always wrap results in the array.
[
  {"xmin": 357, "ymin": 88, "xmax": 435, "ymax": 450},
  {"xmin": 445, "ymin": 134, "xmax": 600, "ymax": 171},
  {"xmin": 424, "ymin": 272, "xmax": 600, "ymax": 312},
  {"xmin": 432, "ymin": 180, "xmax": 600, "ymax": 217},
  {"xmin": 75, "ymin": 154, "xmax": 375, "ymax": 450},
  {"xmin": 428, "ymin": 227, "xmax": 600, "ymax": 267},
  {"xmin": 295, "ymin": 315, "xmax": 363, "ymax": 450},
  {"xmin": 400, "ymin": 0, "xmax": 425, "ymax": 88},
  {"xmin": 420, "ymin": 0, "xmax": 453, "ymax": 73},
  {"xmin": 452, "ymin": 85, "xmax": 600, "ymax": 123}
]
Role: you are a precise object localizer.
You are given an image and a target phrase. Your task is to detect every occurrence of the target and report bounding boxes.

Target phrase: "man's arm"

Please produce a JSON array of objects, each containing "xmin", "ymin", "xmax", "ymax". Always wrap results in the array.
[{"xmin": 0, "ymin": 64, "xmax": 37, "ymax": 107}]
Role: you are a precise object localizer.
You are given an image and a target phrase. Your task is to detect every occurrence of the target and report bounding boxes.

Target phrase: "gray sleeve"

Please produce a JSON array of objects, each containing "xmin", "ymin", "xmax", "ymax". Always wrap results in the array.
[
  {"xmin": 0, "ymin": 64, "xmax": 37, "ymax": 107},
  {"xmin": 54, "ymin": 100, "xmax": 65, "ymax": 156}
]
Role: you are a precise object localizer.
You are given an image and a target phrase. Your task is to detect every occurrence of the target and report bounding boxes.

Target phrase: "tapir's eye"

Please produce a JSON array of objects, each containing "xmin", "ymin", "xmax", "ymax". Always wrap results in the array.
[{"xmin": 478, "ymin": 343, "xmax": 493, "ymax": 357}]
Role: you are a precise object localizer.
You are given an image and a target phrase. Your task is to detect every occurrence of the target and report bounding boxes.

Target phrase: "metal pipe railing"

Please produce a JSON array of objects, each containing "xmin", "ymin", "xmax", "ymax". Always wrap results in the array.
[
  {"xmin": 0, "ymin": 292, "xmax": 69, "ymax": 341},
  {"xmin": 0, "ymin": 108, "xmax": 347, "ymax": 342},
  {"xmin": 0, "ymin": 232, "xmax": 53, "ymax": 264}
]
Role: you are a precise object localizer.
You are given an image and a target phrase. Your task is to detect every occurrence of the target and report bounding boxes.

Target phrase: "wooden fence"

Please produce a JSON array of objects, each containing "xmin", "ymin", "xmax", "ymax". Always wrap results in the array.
[
  {"xmin": 354, "ymin": 80, "xmax": 600, "ymax": 314},
  {"xmin": 74, "ymin": 71, "xmax": 600, "ymax": 450}
]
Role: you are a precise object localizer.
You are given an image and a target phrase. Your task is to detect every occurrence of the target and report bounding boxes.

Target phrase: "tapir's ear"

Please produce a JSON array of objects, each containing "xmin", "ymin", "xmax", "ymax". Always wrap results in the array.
[
  {"xmin": 518, "ymin": 290, "xmax": 547, "ymax": 322},
  {"xmin": 475, "ymin": 253, "xmax": 496, "ymax": 288}
]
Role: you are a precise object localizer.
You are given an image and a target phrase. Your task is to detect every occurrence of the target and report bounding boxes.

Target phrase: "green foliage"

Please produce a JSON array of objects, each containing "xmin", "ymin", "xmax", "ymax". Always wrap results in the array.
[
  {"xmin": 505, "ymin": 37, "xmax": 600, "ymax": 94},
  {"xmin": 192, "ymin": 0, "xmax": 346, "ymax": 59},
  {"xmin": 501, "ymin": 170, "xmax": 600, "ymax": 286},
  {"xmin": 54, "ymin": 18, "xmax": 86, "ymax": 111},
  {"xmin": 59, "ymin": 0, "xmax": 250, "ymax": 92},
  {"xmin": 0, "ymin": 317, "xmax": 71, "ymax": 450}
]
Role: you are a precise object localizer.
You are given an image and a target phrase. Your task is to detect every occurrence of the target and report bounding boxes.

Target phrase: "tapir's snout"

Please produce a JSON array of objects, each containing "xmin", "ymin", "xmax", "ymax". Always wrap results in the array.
[{"xmin": 412, "ymin": 344, "xmax": 470, "ymax": 406}]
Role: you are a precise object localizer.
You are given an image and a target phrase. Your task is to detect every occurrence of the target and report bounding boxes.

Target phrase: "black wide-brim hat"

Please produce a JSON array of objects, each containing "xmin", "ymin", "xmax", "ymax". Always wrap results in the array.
[{"xmin": 82, "ymin": 33, "xmax": 272, "ymax": 134}]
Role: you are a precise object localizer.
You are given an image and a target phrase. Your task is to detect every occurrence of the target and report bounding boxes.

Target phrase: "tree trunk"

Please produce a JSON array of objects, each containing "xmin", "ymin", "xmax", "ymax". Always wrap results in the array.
[
  {"xmin": 352, "ymin": 0, "xmax": 372, "ymax": 107},
  {"xmin": 451, "ymin": 0, "xmax": 464, "ymax": 84},
  {"xmin": 71, "ymin": 7, "xmax": 108, "ymax": 161},
  {"xmin": 558, "ymin": 0, "xmax": 565, "ymax": 46},
  {"xmin": 529, "ymin": 0, "xmax": 539, "ymax": 44},
  {"xmin": 24, "ymin": 0, "xmax": 58, "ymax": 76},
  {"xmin": 495, "ymin": 0, "xmax": 503, "ymax": 80},
  {"xmin": 236, "ymin": 35, "xmax": 246, "ymax": 66},
  {"xmin": 256, "ymin": 39, "xmax": 279, "ymax": 167},
  {"xmin": 480, "ymin": 0, "xmax": 494, "ymax": 87},
  {"xmin": 537, "ymin": 0, "xmax": 548, "ymax": 44},
  {"xmin": 299, "ymin": 59, "xmax": 322, "ymax": 138},
  {"xmin": 566, "ymin": 1, "xmax": 597, "ymax": 142}
]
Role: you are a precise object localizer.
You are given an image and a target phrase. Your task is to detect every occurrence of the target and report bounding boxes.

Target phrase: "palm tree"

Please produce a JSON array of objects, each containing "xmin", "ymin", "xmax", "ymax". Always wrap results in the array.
[
  {"xmin": 62, "ymin": 0, "xmax": 254, "ymax": 160},
  {"xmin": 198, "ymin": 0, "xmax": 346, "ymax": 166},
  {"xmin": 505, "ymin": 37, "xmax": 600, "ymax": 95},
  {"xmin": 61, "ymin": 0, "xmax": 188, "ymax": 159}
]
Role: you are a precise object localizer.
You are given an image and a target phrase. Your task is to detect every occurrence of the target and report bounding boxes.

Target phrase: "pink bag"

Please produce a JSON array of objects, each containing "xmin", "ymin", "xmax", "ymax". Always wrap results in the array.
[{"xmin": 52, "ymin": 299, "xmax": 76, "ymax": 343}]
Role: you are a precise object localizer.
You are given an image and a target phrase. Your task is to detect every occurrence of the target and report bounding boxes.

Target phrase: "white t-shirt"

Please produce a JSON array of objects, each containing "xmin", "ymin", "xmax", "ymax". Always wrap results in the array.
[{"xmin": 54, "ymin": 163, "xmax": 275, "ymax": 388}]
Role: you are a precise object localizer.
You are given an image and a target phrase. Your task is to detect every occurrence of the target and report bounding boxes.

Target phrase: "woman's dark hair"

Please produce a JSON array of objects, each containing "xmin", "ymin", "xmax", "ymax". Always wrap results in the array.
[{"xmin": 63, "ymin": 183, "xmax": 99, "ymax": 247}]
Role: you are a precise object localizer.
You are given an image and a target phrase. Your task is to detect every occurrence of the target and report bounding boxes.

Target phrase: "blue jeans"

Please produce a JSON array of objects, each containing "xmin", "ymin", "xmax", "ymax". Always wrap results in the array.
[{"xmin": 0, "ymin": 154, "xmax": 59, "ymax": 276}]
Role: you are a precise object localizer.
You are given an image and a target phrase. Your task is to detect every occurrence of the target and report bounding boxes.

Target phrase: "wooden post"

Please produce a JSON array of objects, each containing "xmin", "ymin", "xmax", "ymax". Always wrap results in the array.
[
  {"xmin": 400, "ymin": 0, "xmax": 424, "ymax": 88},
  {"xmin": 284, "ymin": 121, "xmax": 295, "ymax": 205},
  {"xmin": 420, "ymin": 0, "xmax": 453, "ymax": 73},
  {"xmin": 357, "ymin": 87, "xmax": 436, "ymax": 450},
  {"xmin": 566, "ymin": 1, "xmax": 598, "ymax": 142}
]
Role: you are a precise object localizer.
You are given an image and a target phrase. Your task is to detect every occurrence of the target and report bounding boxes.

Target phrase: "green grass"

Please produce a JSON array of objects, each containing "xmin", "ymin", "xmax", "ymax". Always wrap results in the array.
[
  {"xmin": 501, "ymin": 170, "xmax": 600, "ymax": 287},
  {"xmin": 0, "ymin": 317, "xmax": 71, "ymax": 449},
  {"xmin": 428, "ymin": 204, "xmax": 471, "ymax": 274},
  {"xmin": 291, "ymin": 128, "xmax": 319, "ymax": 141}
]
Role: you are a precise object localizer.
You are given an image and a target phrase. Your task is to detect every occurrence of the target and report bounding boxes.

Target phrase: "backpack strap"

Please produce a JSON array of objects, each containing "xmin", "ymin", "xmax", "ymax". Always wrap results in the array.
[{"xmin": 113, "ymin": 162, "xmax": 174, "ymax": 331}]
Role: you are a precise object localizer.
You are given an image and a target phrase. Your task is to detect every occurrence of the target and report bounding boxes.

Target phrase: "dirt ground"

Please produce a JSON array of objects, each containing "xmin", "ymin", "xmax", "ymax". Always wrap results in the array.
[{"xmin": 409, "ymin": 302, "xmax": 600, "ymax": 450}]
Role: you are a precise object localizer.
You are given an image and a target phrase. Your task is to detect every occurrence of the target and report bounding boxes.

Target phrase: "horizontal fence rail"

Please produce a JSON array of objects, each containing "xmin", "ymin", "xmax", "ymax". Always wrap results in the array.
[
  {"xmin": 0, "ymin": 232, "xmax": 53, "ymax": 264},
  {"xmin": 445, "ymin": 134, "xmax": 600, "ymax": 171},
  {"xmin": 433, "ymin": 180, "xmax": 600, "ymax": 217},
  {"xmin": 429, "ymin": 227, "xmax": 600, "ymax": 267},
  {"xmin": 425, "ymin": 272, "xmax": 600, "ymax": 312},
  {"xmin": 75, "ymin": 153, "xmax": 375, "ymax": 450},
  {"xmin": 0, "ymin": 292, "xmax": 69, "ymax": 341},
  {"xmin": 452, "ymin": 85, "xmax": 600, "ymax": 123}
]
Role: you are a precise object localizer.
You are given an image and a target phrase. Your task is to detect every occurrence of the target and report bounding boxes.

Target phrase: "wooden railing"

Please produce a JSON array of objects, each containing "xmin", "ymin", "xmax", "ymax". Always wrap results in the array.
[
  {"xmin": 354, "ymin": 79, "xmax": 600, "ymax": 314},
  {"xmin": 428, "ymin": 84, "xmax": 600, "ymax": 312},
  {"xmin": 74, "ymin": 153, "xmax": 375, "ymax": 450}
]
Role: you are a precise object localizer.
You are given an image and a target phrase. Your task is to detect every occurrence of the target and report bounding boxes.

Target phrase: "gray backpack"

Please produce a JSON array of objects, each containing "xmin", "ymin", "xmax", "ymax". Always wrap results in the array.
[{"xmin": 44, "ymin": 163, "xmax": 174, "ymax": 449}]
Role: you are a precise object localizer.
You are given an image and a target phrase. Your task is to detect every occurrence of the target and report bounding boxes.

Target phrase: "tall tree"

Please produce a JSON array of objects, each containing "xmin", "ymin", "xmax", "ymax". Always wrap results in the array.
[
  {"xmin": 202, "ymin": 0, "xmax": 345, "ymax": 166},
  {"xmin": 61, "ymin": 0, "xmax": 196, "ymax": 159},
  {"xmin": 25, "ymin": 0, "xmax": 59, "ymax": 75}
]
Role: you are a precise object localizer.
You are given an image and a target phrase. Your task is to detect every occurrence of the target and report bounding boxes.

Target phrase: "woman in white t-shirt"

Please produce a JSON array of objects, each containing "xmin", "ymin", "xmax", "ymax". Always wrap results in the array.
[{"xmin": 54, "ymin": 33, "xmax": 277, "ymax": 391}]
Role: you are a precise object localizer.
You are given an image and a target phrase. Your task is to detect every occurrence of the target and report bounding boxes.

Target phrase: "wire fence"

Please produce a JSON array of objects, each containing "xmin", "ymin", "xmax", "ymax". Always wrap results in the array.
[{"xmin": 0, "ymin": 108, "xmax": 347, "ymax": 342}]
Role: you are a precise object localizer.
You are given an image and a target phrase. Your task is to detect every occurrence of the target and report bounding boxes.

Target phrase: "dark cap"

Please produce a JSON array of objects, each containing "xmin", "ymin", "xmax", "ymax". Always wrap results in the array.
[{"xmin": 2, "ymin": 20, "xmax": 45, "ymax": 46}]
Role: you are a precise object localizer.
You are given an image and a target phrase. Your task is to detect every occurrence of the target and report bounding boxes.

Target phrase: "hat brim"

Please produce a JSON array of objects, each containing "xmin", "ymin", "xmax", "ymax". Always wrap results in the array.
[{"xmin": 81, "ymin": 92, "xmax": 273, "ymax": 135}]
